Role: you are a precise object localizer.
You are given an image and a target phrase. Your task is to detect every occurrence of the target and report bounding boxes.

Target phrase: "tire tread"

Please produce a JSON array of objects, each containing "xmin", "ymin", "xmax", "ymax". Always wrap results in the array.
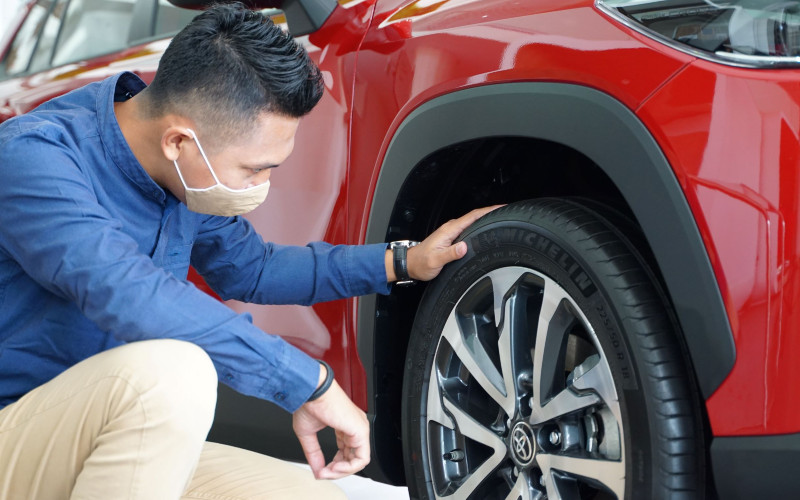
[{"xmin": 403, "ymin": 198, "xmax": 704, "ymax": 500}]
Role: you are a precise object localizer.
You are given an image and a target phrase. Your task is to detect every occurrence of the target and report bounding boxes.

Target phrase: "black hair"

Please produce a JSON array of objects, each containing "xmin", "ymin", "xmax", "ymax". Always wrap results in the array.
[{"xmin": 143, "ymin": 2, "xmax": 323, "ymax": 132}]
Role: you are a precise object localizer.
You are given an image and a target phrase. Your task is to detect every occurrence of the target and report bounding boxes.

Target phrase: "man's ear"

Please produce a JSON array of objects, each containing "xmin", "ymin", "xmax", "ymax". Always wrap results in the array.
[{"xmin": 161, "ymin": 126, "xmax": 192, "ymax": 162}]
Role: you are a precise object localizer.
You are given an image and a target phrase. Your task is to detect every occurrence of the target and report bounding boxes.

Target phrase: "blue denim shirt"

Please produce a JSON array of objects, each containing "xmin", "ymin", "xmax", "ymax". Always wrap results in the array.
[{"xmin": 0, "ymin": 72, "xmax": 390, "ymax": 413}]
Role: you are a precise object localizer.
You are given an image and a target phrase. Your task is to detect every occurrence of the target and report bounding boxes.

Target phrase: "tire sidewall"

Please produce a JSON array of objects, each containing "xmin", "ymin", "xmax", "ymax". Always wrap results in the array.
[{"xmin": 403, "ymin": 215, "xmax": 654, "ymax": 499}]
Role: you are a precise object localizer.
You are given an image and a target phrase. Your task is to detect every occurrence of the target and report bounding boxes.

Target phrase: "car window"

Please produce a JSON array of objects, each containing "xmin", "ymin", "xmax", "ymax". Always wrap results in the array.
[
  {"xmin": 28, "ymin": 0, "xmax": 69, "ymax": 73},
  {"xmin": 51, "ymin": 0, "xmax": 136, "ymax": 67},
  {"xmin": 154, "ymin": 0, "xmax": 198, "ymax": 38},
  {"xmin": 154, "ymin": 2, "xmax": 286, "ymax": 39},
  {"xmin": 1, "ymin": 0, "xmax": 56, "ymax": 76}
]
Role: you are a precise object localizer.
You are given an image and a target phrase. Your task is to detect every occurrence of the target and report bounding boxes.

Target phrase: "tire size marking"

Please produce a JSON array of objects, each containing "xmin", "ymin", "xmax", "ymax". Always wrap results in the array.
[
  {"xmin": 471, "ymin": 227, "xmax": 598, "ymax": 297},
  {"xmin": 596, "ymin": 304, "xmax": 638, "ymax": 391}
]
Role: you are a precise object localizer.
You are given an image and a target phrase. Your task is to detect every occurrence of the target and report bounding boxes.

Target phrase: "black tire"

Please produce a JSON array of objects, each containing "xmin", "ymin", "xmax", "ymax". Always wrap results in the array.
[{"xmin": 401, "ymin": 199, "xmax": 704, "ymax": 500}]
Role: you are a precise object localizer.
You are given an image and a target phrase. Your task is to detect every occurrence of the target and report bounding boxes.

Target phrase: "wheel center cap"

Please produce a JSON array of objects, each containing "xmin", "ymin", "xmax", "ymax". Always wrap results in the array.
[{"xmin": 510, "ymin": 421, "xmax": 536, "ymax": 467}]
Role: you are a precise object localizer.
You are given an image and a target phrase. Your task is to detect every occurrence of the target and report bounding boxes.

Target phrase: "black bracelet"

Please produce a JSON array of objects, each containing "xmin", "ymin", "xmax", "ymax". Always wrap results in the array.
[{"xmin": 308, "ymin": 360, "xmax": 334, "ymax": 401}]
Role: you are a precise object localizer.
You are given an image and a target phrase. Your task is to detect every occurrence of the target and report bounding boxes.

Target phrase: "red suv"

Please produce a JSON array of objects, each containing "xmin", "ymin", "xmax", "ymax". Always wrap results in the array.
[{"xmin": 2, "ymin": 0, "xmax": 798, "ymax": 498}]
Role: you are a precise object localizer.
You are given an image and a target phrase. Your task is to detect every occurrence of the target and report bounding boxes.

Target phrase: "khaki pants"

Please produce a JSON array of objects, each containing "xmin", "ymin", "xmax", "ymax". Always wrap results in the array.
[{"xmin": 0, "ymin": 339, "xmax": 346, "ymax": 500}]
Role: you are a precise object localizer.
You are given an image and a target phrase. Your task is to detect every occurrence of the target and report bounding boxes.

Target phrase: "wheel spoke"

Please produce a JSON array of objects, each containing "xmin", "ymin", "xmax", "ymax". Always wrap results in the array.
[
  {"xmin": 529, "ymin": 386, "xmax": 599, "ymax": 425},
  {"xmin": 443, "ymin": 397, "xmax": 506, "ymax": 451},
  {"xmin": 442, "ymin": 314, "xmax": 509, "ymax": 410},
  {"xmin": 427, "ymin": 358, "xmax": 455, "ymax": 429},
  {"xmin": 488, "ymin": 268, "xmax": 530, "ymax": 417},
  {"xmin": 488, "ymin": 267, "xmax": 525, "ymax": 331},
  {"xmin": 436, "ymin": 397, "xmax": 507, "ymax": 500},
  {"xmin": 571, "ymin": 355, "xmax": 618, "ymax": 410},
  {"xmin": 503, "ymin": 473, "xmax": 533, "ymax": 500},
  {"xmin": 538, "ymin": 453, "xmax": 625, "ymax": 499},
  {"xmin": 530, "ymin": 277, "xmax": 572, "ymax": 410}
]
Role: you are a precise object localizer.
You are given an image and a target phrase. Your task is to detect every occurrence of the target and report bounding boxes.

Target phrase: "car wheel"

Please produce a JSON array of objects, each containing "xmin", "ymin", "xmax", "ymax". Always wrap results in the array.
[{"xmin": 402, "ymin": 199, "xmax": 704, "ymax": 499}]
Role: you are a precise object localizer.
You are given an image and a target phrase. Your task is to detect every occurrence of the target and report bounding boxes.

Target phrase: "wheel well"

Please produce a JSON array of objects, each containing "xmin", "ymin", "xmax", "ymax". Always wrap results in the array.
[
  {"xmin": 371, "ymin": 136, "xmax": 662, "ymax": 484},
  {"xmin": 361, "ymin": 82, "xmax": 733, "ymax": 486},
  {"xmin": 386, "ymin": 136, "xmax": 631, "ymax": 240}
]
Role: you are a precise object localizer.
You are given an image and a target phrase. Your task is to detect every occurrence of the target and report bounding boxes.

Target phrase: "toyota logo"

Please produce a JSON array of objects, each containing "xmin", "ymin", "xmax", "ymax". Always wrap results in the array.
[{"xmin": 510, "ymin": 421, "xmax": 536, "ymax": 466}]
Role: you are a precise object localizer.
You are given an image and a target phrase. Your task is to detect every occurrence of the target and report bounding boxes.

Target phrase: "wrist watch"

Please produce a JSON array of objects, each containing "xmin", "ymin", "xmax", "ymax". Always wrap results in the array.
[{"xmin": 390, "ymin": 240, "xmax": 420, "ymax": 286}]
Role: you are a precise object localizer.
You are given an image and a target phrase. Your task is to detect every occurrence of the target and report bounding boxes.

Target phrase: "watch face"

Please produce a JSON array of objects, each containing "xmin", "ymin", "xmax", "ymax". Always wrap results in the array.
[{"xmin": 392, "ymin": 240, "xmax": 419, "ymax": 248}]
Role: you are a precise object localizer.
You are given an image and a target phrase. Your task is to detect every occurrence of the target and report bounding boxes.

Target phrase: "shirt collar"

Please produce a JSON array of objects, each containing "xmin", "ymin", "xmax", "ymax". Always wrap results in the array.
[{"xmin": 97, "ymin": 72, "xmax": 167, "ymax": 204}]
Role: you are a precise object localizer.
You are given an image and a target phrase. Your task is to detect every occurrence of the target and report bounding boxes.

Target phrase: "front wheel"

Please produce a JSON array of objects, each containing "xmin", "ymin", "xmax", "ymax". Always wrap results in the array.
[{"xmin": 402, "ymin": 199, "xmax": 704, "ymax": 500}]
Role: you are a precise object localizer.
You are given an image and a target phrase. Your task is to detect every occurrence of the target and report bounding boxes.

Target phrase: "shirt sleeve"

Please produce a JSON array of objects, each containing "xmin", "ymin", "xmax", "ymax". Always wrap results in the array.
[
  {"xmin": 0, "ymin": 126, "xmax": 320, "ymax": 412},
  {"xmin": 190, "ymin": 214, "xmax": 392, "ymax": 305}
]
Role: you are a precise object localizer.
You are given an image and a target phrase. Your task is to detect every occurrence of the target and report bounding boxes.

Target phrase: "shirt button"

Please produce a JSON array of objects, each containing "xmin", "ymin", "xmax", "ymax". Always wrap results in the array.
[{"xmin": 274, "ymin": 392, "xmax": 286, "ymax": 401}]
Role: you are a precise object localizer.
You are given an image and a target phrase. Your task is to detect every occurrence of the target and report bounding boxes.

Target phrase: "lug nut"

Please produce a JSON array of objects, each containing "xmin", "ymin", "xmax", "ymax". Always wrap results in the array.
[
  {"xmin": 549, "ymin": 430, "xmax": 562, "ymax": 446},
  {"xmin": 443, "ymin": 449, "xmax": 465, "ymax": 462}
]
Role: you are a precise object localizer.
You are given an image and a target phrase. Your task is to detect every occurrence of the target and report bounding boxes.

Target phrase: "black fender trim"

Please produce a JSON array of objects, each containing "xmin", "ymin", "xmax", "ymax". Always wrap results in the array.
[
  {"xmin": 357, "ymin": 82, "xmax": 735, "ymax": 477},
  {"xmin": 710, "ymin": 433, "xmax": 800, "ymax": 498}
]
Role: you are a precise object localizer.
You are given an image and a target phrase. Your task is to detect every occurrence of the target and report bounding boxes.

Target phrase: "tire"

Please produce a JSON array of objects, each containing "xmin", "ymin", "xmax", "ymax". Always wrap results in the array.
[{"xmin": 401, "ymin": 199, "xmax": 704, "ymax": 500}]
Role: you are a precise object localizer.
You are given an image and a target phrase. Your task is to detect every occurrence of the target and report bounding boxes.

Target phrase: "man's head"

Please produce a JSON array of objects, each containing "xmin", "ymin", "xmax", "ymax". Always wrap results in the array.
[
  {"xmin": 142, "ymin": 1, "xmax": 323, "ymax": 145},
  {"xmin": 119, "ymin": 2, "xmax": 324, "ymax": 213}
]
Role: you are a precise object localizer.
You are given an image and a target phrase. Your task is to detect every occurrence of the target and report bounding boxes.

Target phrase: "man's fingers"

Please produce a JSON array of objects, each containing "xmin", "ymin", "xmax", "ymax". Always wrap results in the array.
[
  {"xmin": 316, "ymin": 435, "xmax": 371, "ymax": 479},
  {"xmin": 296, "ymin": 433, "xmax": 326, "ymax": 478},
  {"xmin": 452, "ymin": 241, "xmax": 467, "ymax": 259},
  {"xmin": 430, "ymin": 205, "xmax": 502, "ymax": 248},
  {"xmin": 445, "ymin": 205, "xmax": 503, "ymax": 236},
  {"xmin": 318, "ymin": 452, "xmax": 370, "ymax": 479},
  {"xmin": 432, "ymin": 241, "xmax": 467, "ymax": 269}
]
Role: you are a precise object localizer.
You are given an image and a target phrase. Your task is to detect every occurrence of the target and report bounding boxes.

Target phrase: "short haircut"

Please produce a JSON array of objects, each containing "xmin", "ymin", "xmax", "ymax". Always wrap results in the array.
[{"xmin": 143, "ymin": 2, "xmax": 323, "ymax": 138}]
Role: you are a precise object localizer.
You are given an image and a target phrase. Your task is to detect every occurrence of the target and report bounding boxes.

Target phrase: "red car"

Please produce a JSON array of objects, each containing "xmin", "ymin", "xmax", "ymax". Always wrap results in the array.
[{"xmin": 2, "ymin": 0, "xmax": 798, "ymax": 498}]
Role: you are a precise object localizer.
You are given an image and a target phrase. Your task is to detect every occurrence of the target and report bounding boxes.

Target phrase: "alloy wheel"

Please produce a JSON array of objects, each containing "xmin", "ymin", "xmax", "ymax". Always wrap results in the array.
[{"xmin": 425, "ymin": 267, "xmax": 624, "ymax": 500}]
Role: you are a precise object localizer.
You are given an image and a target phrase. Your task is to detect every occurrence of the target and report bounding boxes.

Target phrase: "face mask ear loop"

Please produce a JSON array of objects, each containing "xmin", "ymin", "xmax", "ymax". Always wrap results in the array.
[
  {"xmin": 186, "ymin": 128, "xmax": 223, "ymax": 186},
  {"xmin": 173, "ymin": 158, "xmax": 191, "ymax": 188}
]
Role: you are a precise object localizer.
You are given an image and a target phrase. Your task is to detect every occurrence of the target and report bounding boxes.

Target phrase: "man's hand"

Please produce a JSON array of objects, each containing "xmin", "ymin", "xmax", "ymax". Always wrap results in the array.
[
  {"xmin": 385, "ymin": 205, "xmax": 502, "ymax": 282},
  {"xmin": 292, "ymin": 364, "xmax": 370, "ymax": 480}
]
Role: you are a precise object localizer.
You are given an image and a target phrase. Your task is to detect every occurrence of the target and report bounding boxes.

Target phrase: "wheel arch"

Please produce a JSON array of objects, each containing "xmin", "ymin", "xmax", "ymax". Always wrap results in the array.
[{"xmin": 357, "ymin": 82, "xmax": 734, "ymax": 483}]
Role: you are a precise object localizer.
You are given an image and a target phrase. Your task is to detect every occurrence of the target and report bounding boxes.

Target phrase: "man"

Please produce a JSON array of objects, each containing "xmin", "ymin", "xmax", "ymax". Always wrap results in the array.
[{"xmin": 0, "ymin": 2, "xmax": 494, "ymax": 499}]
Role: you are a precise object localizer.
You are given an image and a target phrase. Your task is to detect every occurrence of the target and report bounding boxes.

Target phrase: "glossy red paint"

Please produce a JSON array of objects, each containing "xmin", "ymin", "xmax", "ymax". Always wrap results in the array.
[
  {"xmin": 222, "ymin": 0, "xmax": 380, "ymax": 409},
  {"xmin": 0, "ymin": 39, "xmax": 167, "ymax": 119},
  {"xmin": 637, "ymin": 61, "xmax": 800, "ymax": 435},
  {"xmin": 348, "ymin": 0, "xmax": 692, "ymax": 247},
  {"xmin": 2, "ymin": 0, "xmax": 799, "ymax": 449},
  {"xmin": 345, "ymin": 0, "xmax": 800, "ymax": 438}
]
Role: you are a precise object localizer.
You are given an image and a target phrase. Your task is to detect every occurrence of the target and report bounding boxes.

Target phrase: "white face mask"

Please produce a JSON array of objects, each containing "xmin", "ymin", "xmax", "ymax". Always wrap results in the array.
[{"xmin": 173, "ymin": 128, "xmax": 271, "ymax": 217}]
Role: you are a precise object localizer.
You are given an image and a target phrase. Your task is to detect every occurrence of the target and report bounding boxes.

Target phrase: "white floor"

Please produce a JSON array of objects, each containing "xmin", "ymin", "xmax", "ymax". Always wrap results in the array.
[
  {"xmin": 292, "ymin": 464, "xmax": 410, "ymax": 499},
  {"xmin": 332, "ymin": 472, "xmax": 410, "ymax": 499}
]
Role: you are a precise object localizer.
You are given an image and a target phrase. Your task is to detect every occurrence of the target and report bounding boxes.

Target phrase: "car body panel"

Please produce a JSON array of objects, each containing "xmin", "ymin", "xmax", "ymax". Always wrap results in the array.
[
  {"xmin": 358, "ymin": 79, "xmax": 736, "ymax": 415},
  {"xmin": 638, "ymin": 60, "xmax": 800, "ymax": 435},
  {"xmin": 224, "ymin": 0, "xmax": 379, "ymax": 409},
  {"xmin": 348, "ymin": 0, "xmax": 692, "ymax": 248}
]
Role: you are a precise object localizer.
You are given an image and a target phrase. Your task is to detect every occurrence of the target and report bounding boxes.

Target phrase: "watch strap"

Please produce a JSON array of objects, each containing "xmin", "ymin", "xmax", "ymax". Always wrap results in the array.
[{"xmin": 393, "ymin": 243, "xmax": 410, "ymax": 282}]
